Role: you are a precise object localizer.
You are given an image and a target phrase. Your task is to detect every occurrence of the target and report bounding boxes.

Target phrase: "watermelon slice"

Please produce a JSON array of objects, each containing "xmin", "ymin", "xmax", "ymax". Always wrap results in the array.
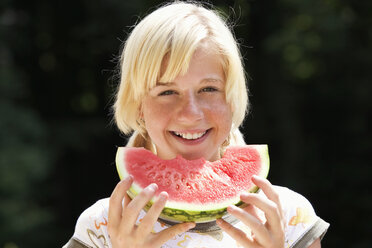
[{"xmin": 115, "ymin": 145, "xmax": 270, "ymax": 223}]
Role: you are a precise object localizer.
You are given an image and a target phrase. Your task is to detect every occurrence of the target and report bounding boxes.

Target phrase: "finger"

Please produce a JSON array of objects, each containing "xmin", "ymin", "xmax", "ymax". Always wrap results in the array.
[
  {"xmin": 250, "ymin": 176, "xmax": 285, "ymax": 240},
  {"xmin": 152, "ymin": 222, "xmax": 195, "ymax": 247},
  {"xmin": 216, "ymin": 219, "xmax": 258, "ymax": 248},
  {"xmin": 108, "ymin": 176, "xmax": 133, "ymax": 232},
  {"xmin": 120, "ymin": 183, "xmax": 158, "ymax": 234},
  {"xmin": 123, "ymin": 192, "xmax": 132, "ymax": 208},
  {"xmin": 252, "ymin": 175, "xmax": 283, "ymax": 219},
  {"xmin": 240, "ymin": 193, "xmax": 283, "ymax": 232},
  {"xmin": 137, "ymin": 191, "xmax": 168, "ymax": 235},
  {"xmin": 227, "ymin": 205, "xmax": 271, "ymax": 246},
  {"xmin": 242, "ymin": 204, "xmax": 265, "ymax": 224}
]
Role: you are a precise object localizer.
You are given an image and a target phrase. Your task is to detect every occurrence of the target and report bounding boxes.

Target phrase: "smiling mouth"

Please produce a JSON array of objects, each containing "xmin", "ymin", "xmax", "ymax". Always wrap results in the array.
[{"xmin": 170, "ymin": 129, "xmax": 211, "ymax": 140}]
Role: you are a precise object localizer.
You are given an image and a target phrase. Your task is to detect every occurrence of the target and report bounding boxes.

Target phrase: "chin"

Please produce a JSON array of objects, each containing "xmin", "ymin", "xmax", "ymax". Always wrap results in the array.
[
  {"xmin": 176, "ymin": 151, "xmax": 201, "ymax": 160},
  {"xmin": 181, "ymin": 151, "xmax": 216, "ymax": 161}
]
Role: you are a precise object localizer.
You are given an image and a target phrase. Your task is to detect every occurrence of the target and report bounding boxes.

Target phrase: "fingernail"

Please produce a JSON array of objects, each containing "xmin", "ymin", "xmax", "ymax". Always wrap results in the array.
[
  {"xmin": 146, "ymin": 183, "xmax": 158, "ymax": 192},
  {"xmin": 187, "ymin": 223, "xmax": 196, "ymax": 229},
  {"xmin": 240, "ymin": 192, "xmax": 253, "ymax": 199},
  {"xmin": 151, "ymin": 183, "xmax": 158, "ymax": 190},
  {"xmin": 240, "ymin": 192, "xmax": 249, "ymax": 197},
  {"xmin": 159, "ymin": 191, "xmax": 168, "ymax": 201},
  {"xmin": 252, "ymin": 175, "xmax": 262, "ymax": 181},
  {"xmin": 126, "ymin": 175, "xmax": 133, "ymax": 181},
  {"xmin": 227, "ymin": 205, "xmax": 239, "ymax": 212}
]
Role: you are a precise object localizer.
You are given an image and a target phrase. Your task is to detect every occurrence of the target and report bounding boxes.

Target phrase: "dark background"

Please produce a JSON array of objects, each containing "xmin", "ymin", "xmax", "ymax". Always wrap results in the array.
[{"xmin": 1, "ymin": 0, "xmax": 371, "ymax": 247}]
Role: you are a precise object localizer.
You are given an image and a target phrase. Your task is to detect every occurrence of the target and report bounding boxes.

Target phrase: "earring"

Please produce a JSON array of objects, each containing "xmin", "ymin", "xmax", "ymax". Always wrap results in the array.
[
  {"xmin": 137, "ymin": 118, "xmax": 145, "ymax": 128},
  {"xmin": 222, "ymin": 134, "xmax": 230, "ymax": 147}
]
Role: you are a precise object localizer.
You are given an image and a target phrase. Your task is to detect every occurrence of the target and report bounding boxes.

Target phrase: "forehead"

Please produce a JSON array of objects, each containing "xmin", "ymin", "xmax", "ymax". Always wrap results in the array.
[
  {"xmin": 159, "ymin": 42, "xmax": 226, "ymax": 83},
  {"xmin": 161, "ymin": 52, "xmax": 224, "ymax": 86}
]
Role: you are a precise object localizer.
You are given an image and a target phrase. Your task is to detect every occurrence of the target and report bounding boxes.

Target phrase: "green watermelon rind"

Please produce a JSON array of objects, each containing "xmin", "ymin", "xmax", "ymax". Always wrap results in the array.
[
  {"xmin": 127, "ymin": 185, "xmax": 259, "ymax": 223},
  {"xmin": 116, "ymin": 145, "xmax": 270, "ymax": 223}
]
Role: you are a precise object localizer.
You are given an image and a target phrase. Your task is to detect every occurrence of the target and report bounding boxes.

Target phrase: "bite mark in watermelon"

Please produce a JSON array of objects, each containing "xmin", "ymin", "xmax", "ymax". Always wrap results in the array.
[{"xmin": 115, "ymin": 145, "xmax": 270, "ymax": 223}]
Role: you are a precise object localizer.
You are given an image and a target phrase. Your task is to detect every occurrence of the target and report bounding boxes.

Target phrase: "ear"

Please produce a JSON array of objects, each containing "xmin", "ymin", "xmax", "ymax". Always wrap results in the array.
[
  {"xmin": 230, "ymin": 102, "xmax": 235, "ymax": 113},
  {"xmin": 138, "ymin": 103, "xmax": 144, "ymax": 119}
]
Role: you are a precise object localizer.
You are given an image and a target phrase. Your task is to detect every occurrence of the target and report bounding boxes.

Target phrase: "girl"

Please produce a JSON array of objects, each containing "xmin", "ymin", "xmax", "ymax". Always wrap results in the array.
[{"xmin": 64, "ymin": 2, "xmax": 329, "ymax": 247}]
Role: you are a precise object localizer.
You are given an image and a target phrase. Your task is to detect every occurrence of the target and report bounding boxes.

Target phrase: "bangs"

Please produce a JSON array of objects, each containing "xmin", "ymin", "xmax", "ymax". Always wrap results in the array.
[
  {"xmin": 156, "ymin": 18, "xmax": 210, "ymax": 85},
  {"xmin": 158, "ymin": 47, "xmax": 195, "ymax": 85}
]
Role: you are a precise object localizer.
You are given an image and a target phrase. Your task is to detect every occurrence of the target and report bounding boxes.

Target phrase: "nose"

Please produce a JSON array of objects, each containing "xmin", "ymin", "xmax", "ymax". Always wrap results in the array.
[{"xmin": 176, "ymin": 92, "xmax": 203, "ymax": 123}]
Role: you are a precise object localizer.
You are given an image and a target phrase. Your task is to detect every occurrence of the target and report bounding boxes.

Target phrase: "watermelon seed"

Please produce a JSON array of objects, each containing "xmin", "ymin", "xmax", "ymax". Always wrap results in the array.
[
  {"xmin": 146, "ymin": 165, "xmax": 153, "ymax": 171},
  {"xmin": 165, "ymin": 171, "xmax": 171, "ymax": 178},
  {"xmin": 156, "ymin": 175, "xmax": 163, "ymax": 183},
  {"xmin": 194, "ymin": 183, "xmax": 199, "ymax": 190},
  {"xmin": 186, "ymin": 182, "xmax": 192, "ymax": 189},
  {"xmin": 147, "ymin": 172, "xmax": 155, "ymax": 178},
  {"xmin": 190, "ymin": 172, "xmax": 195, "ymax": 179},
  {"xmin": 181, "ymin": 177, "xmax": 186, "ymax": 183},
  {"xmin": 173, "ymin": 174, "xmax": 179, "ymax": 181},
  {"xmin": 176, "ymin": 184, "xmax": 180, "ymax": 190}
]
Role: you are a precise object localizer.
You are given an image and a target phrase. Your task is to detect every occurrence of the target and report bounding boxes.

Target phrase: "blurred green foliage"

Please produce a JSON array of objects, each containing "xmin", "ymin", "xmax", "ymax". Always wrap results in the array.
[
  {"xmin": 0, "ymin": 12, "xmax": 53, "ymax": 248},
  {"xmin": 0, "ymin": 0, "xmax": 371, "ymax": 247}
]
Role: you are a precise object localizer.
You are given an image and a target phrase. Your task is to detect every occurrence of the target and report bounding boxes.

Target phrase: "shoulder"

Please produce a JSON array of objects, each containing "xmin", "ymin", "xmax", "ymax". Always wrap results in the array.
[
  {"xmin": 64, "ymin": 198, "xmax": 111, "ymax": 248},
  {"xmin": 269, "ymin": 186, "xmax": 329, "ymax": 247},
  {"xmin": 77, "ymin": 198, "xmax": 110, "ymax": 223},
  {"xmin": 273, "ymin": 186, "xmax": 315, "ymax": 211}
]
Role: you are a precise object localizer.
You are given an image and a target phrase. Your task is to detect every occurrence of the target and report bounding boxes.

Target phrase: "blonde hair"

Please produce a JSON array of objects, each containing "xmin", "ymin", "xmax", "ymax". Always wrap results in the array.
[{"xmin": 114, "ymin": 1, "xmax": 248, "ymax": 147}]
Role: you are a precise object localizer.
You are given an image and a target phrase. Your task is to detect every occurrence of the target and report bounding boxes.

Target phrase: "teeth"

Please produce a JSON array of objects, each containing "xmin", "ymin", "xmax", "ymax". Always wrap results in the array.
[{"xmin": 174, "ymin": 131, "xmax": 206, "ymax": 140}]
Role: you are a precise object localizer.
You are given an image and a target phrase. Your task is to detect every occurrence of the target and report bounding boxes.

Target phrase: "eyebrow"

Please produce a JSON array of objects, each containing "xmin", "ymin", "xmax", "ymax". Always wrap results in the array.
[
  {"xmin": 156, "ymin": 78, "xmax": 223, "ymax": 86},
  {"xmin": 156, "ymin": 82, "xmax": 175, "ymax": 86},
  {"xmin": 202, "ymin": 78, "xmax": 224, "ymax": 84}
]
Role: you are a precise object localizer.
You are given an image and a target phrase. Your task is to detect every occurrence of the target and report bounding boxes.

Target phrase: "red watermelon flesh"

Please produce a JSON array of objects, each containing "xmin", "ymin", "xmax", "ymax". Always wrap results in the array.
[{"xmin": 116, "ymin": 145, "xmax": 269, "ymax": 223}]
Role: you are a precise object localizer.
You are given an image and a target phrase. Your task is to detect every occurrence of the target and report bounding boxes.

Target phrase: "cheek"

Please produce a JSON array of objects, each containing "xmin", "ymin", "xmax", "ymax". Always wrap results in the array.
[
  {"xmin": 206, "ymin": 100, "xmax": 233, "ymax": 129},
  {"xmin": 210, "ymin": 97, "xmax": 232, "ymax": 117},
  {"xmin": 142, "ymin": 99, "xmax": 170, "ymax": 129}
]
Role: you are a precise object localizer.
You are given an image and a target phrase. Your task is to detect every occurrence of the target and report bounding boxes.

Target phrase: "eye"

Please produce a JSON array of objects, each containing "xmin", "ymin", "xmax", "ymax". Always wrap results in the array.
[
  {"xmin": 158, "ymin": 90, "xmax": 176, "ymax": 96},
  {"xmin": 200, "ymin": 87, "xmax": 218, "ymax": 93}
]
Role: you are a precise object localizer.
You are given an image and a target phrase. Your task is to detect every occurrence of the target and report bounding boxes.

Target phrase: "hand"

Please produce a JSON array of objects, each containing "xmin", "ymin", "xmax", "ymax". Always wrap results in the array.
[
  {"xmin": 217, "ymin": 175, "xmax": 285, "ymax": 248},
  {"xmin": 108, "ymin": 176, "xmax": 195, "ymax": 248}
]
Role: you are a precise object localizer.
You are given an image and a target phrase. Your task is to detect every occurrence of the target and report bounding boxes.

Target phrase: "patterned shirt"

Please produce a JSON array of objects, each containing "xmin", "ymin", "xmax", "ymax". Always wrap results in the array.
[{"xmin": 63, "ymin": 186, "xmax": 329, "ymax": 248}]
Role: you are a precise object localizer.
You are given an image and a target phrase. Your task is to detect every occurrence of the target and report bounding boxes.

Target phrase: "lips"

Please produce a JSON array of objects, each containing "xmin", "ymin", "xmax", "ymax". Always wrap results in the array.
[{"xmin": 170, "ymin": 129, "xmax": 211, "ymax": 141}]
